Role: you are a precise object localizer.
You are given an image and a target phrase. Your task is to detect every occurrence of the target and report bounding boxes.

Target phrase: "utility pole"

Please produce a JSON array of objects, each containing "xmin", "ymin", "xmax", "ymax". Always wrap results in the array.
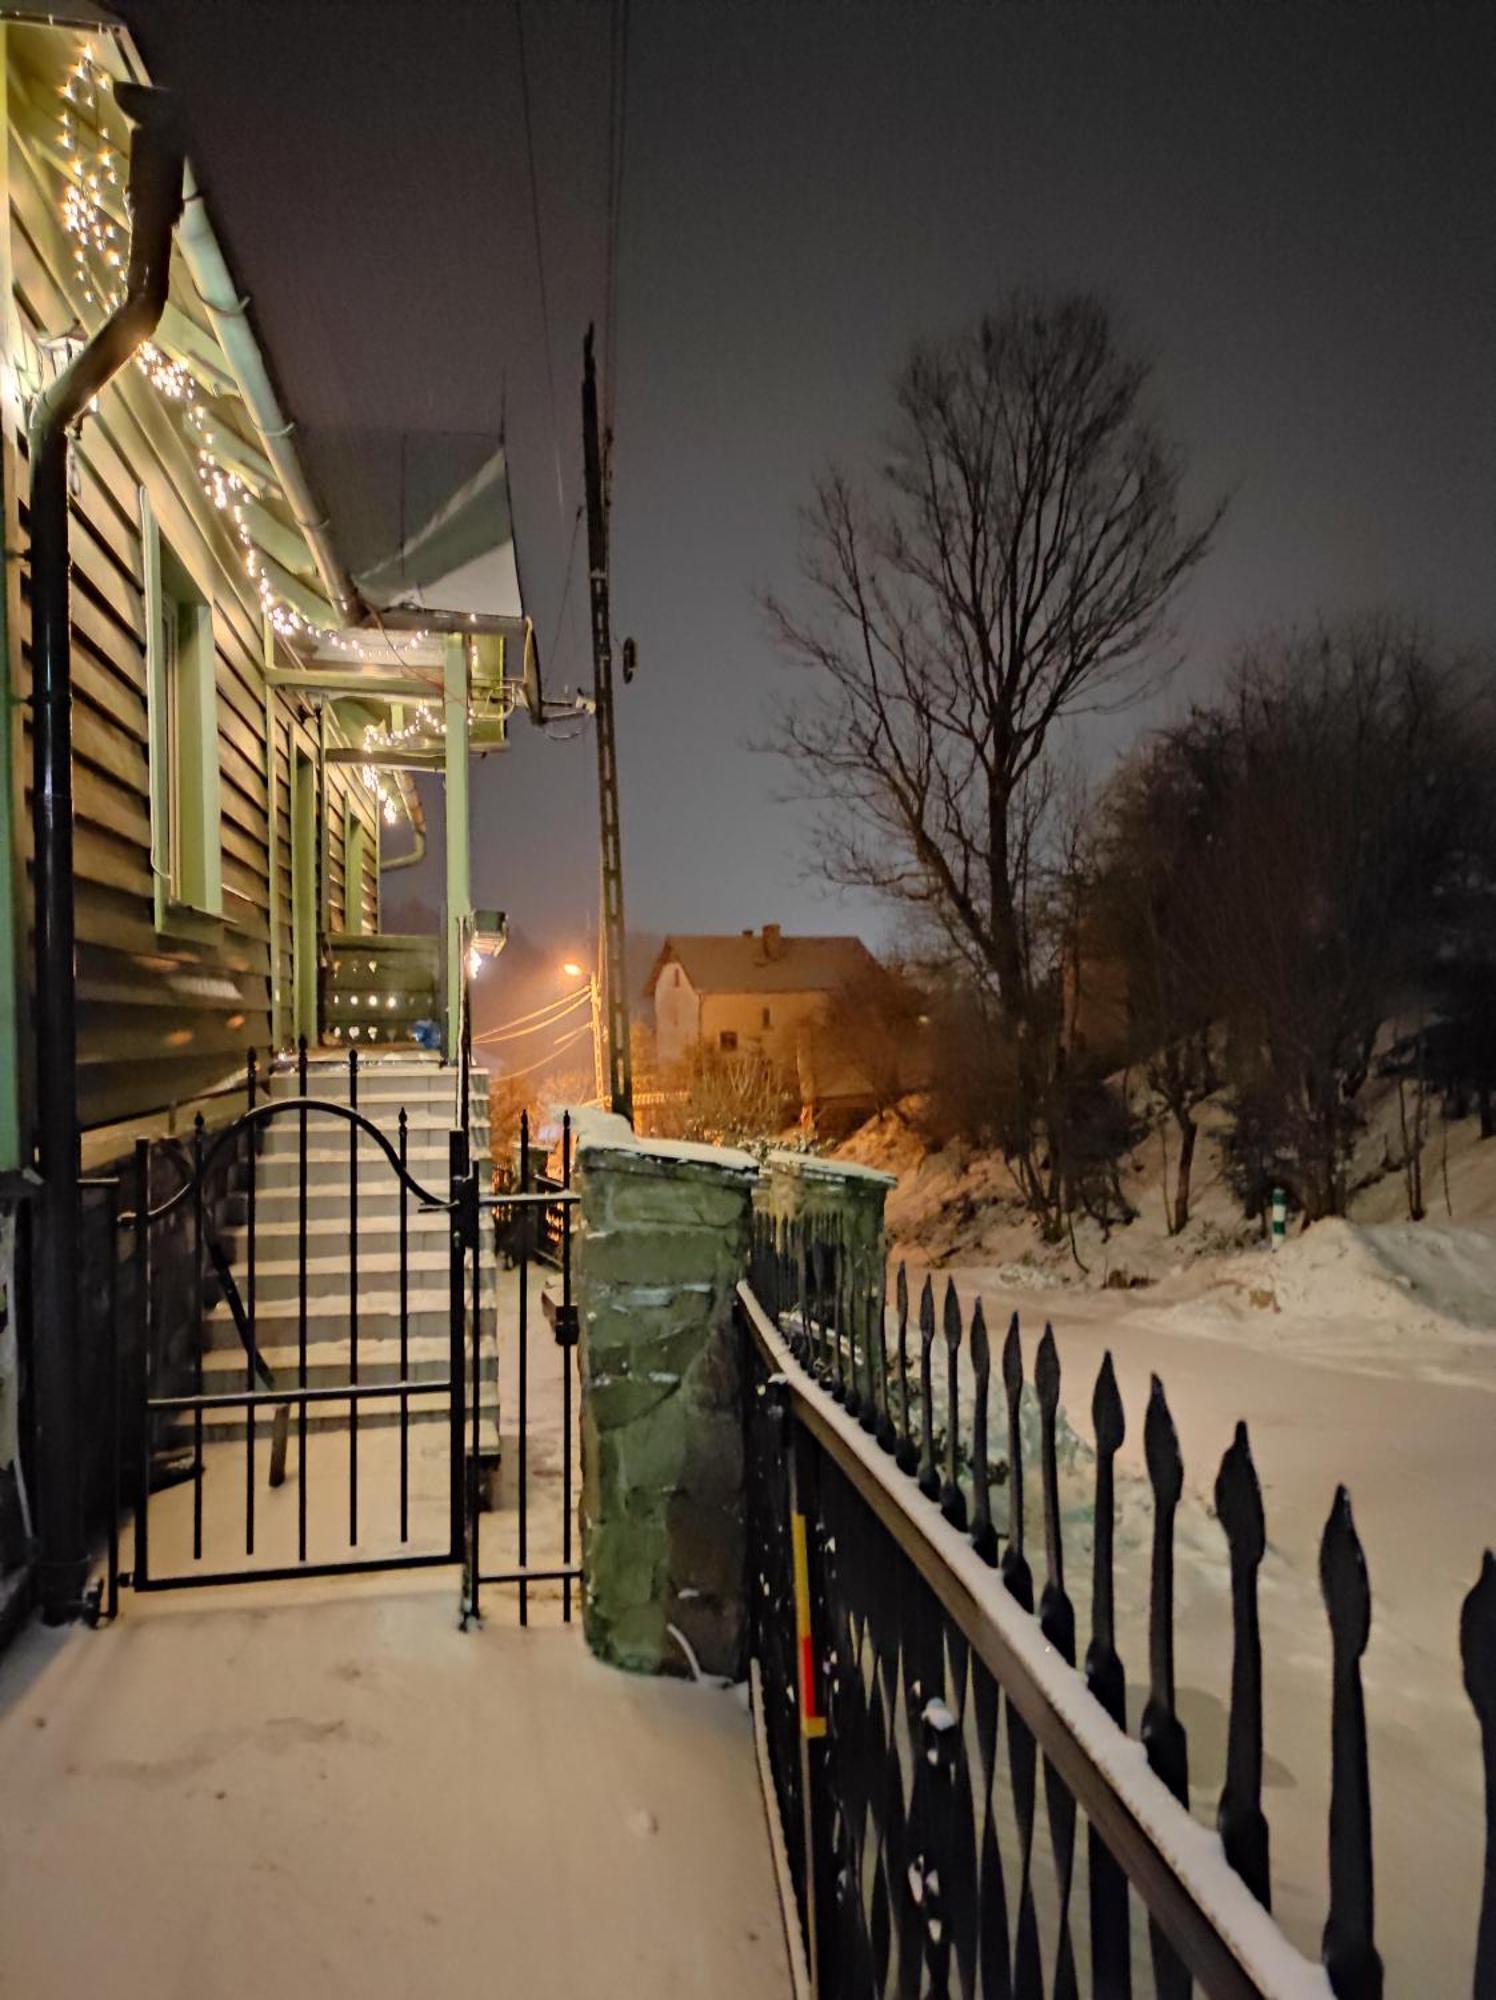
[{"xmin": 582, "ymin": 324, "xmax": 633, "ymax": 1121}]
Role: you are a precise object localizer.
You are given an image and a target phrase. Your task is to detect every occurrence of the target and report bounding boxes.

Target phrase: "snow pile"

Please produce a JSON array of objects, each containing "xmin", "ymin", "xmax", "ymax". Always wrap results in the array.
[{"xmin": 1170, "ymin": 1218, "xmax": 1496, "ymax": 1332}]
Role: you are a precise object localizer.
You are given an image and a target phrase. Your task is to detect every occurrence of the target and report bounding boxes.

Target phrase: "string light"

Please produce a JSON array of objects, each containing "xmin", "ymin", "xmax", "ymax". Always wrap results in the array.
[{"xmin": 53, "ymin": 41, "xmax": 324, "ymax": 642}]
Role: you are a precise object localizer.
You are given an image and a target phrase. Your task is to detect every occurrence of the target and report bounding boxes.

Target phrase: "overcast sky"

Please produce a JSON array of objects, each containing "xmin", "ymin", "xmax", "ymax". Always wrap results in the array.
[{"xmin": 120, "ymin": 0, "xmax": 1496, "ymax": 959}]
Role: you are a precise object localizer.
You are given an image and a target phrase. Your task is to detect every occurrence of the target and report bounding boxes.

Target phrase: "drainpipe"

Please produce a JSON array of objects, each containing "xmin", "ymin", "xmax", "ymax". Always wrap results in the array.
[{"xmin": 28, "ymin": 84, "xmax": 184, "ymax": 1624}]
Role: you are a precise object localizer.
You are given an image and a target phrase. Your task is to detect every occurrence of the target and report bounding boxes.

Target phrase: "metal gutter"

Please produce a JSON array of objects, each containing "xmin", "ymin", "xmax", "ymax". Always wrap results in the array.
[{"xmin": 28, "ymin": 80, "xmax": 184, "ymax": 1626}]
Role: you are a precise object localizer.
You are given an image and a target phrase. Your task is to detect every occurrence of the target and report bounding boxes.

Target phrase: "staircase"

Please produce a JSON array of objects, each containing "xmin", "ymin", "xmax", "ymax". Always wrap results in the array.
[{"xmin": 196, "ymin": 1054, "xmax": 498, "ymax": 1446}]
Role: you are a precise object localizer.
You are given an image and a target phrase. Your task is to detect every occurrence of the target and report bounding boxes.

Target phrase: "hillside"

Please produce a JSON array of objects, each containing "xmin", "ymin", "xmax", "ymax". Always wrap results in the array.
[{"xmin": 839, "ymin": 1061, "xmax": 1496, "ymax": 1349}]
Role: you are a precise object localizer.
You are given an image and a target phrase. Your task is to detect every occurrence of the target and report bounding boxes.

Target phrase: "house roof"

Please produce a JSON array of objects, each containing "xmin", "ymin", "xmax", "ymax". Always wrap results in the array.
[{"xmin": 645, "ymin": 932, "xmax": 880, "ymax": 1000}]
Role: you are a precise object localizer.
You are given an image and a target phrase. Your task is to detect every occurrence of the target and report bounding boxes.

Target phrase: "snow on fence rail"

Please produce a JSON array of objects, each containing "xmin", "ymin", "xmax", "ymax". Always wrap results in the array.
[{"xmin": 740, "ymin": 1212, "xmax": 1496, "ymax": 1999}]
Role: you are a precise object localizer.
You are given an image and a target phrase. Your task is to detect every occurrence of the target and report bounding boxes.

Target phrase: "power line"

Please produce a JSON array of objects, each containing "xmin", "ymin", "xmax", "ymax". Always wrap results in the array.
[
  {"xmin": 547, "ymin": 499, "xmax": 584, "ymax": 678},
  {"xmin": 494, "ymin": 1022, "xmax": 591, "ymax": 1083},
  {"xmin": 514, "ymin": 0, "xmax": 566, "ymax": 526},
  {"xmin": 472, "ymin": 983, "xmax": 589, "ymax": 1044}
]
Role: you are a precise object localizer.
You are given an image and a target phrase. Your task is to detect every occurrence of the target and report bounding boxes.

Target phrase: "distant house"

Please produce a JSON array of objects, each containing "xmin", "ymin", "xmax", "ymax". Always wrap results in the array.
[{"xmin": 646, "ymin": 925, "xmax": 881, "ymax": 1071}]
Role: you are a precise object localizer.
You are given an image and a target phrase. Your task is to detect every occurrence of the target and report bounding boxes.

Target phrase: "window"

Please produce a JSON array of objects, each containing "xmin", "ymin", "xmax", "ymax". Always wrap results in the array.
[
  {"xmin": 719, "ymin": 1030, "xmax": 738, "ymax": 1052},
  {"xmin": 142, "ymin": 489, "xmax": 222, "ymax": 926},
  {"xmin": 761, "ymin": 1006, "xmax": 772, "ymax": 1028}
]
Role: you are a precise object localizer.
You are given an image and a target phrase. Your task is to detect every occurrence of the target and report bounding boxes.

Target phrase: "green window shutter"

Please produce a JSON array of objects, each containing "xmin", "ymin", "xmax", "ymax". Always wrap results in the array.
[
  {"xmin": 344, "ymin": 802, "xmax": 367, "ymax": 937},
  {"xmin": 175, "ymin": 597, "xmax": 223, "ymax": 917},
  {"xmin": 141, "ymin": 487, "xmax": 170, "ymax": 931},
  {"xmin": 140, "ymin": 489, "xmax": 223, "ymax": 925}
]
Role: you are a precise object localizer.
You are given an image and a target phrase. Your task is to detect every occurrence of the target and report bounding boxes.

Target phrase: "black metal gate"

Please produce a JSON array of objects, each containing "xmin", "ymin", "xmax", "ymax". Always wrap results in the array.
[{"xmin": 94, "ymin": 1051, "xmax": 579, "ymax": 1621}]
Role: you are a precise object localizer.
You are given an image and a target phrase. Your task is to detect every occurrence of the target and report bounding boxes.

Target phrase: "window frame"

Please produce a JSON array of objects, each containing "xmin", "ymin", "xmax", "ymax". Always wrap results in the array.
[{"xmin": 142, "ymin": 487, "xmax": 223, "ymax": 932}]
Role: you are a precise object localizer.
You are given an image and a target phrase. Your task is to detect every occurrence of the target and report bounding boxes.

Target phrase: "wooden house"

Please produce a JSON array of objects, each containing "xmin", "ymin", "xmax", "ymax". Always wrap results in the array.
[{"xmin": 0, "ymin": 5, "xmax": 536, "ymax": 1629}]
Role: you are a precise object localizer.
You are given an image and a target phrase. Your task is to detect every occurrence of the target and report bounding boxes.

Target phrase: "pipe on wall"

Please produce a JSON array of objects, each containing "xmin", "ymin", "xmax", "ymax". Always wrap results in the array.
[{"xmin": 28, "ymin": 83, "xmax": 185, "ymax": 1624}]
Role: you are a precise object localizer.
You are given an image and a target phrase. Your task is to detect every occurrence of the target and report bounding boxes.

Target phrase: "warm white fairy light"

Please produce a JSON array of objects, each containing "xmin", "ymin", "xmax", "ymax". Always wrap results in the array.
[{"xmin": 53, "ymin": 41, "xmax": 325, "ymax": 643}]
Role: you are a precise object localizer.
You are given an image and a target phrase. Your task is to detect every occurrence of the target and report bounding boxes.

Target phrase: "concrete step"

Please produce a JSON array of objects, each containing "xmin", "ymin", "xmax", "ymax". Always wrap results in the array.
[
  {"xmin": 247, "ymin": 1186, "xmax": 461, "ymax": 1225},
  {"xmin": 264, "ymin": 1063, "xmax": 490, "ymax": 1105},
  {"xmin": 218, "ymin": 1247, "xmax": 499, "ymax": 1306},
  {"xmin": 255, "ymin": 1145, "xmax": 456, "ymax": 1190},
  {"xmin": 204, "ymin": 1286, "xmax": 494, "ymax": 1347},
  {"xmin": 239, "ymin": 1218, "xmax": 546, "ymax": 1262},
  {"xmin": 234, "ymin": 1215, "xmax": 457, "ymax": 1257},
  {"xmin": 186, "ymin": 1335, "xmax": 498, "ymax": 1443},
  {"xmin": 258, "ymin": 1120, "xmax": 488, "ymax": 1168}
]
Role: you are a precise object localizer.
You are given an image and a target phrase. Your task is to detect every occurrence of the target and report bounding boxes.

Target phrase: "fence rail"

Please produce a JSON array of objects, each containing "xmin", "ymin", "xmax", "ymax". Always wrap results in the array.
[{"xmin": 742, "ymin": 1213, "xmax": 1496, "ymax": 1999}]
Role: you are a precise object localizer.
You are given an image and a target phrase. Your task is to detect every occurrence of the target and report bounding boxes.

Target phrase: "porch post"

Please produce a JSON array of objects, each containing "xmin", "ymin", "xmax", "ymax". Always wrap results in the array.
[
  {"xmin": 263, "ymin": 613, "xmax": 281, "ymax": 1049},
  {"xmin": 443, "ymin": 635, "xmax": 471, "ymax": 1058}
]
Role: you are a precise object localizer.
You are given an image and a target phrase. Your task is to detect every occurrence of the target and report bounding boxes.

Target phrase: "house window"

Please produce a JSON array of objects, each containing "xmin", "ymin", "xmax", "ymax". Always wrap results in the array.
[
  {"xmin": 142, "ymin": 488, "xmax": 222, "ymax": 926},
  {"xmin": 719, "ymin": 1030, "xmax": 738, "ymax": 1052},
  {"xmin": 761, "ymin": 1006, "xmax": 772, "ymax": 1028}
]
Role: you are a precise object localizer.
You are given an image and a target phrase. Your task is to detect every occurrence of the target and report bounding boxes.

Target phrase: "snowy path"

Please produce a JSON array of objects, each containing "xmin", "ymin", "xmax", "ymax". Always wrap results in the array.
[
  {"xmin": 0, "ymin": 1266, "xmax": 791, "ymax": 1999},
  {"xmin": 922, "ymin": 1254, "xmax": 1492, "ymax": 1991},
  {"xmin": 0, "ymin": 1591, "xmax": 791, "ymax": 1999}
]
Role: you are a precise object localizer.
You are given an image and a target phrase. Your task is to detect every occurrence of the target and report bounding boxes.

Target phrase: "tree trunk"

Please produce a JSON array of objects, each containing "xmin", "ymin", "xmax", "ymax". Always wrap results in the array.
[{"xmin": 1170, "ymin": 1111, "xmax": 1197, "ymax": 1236}]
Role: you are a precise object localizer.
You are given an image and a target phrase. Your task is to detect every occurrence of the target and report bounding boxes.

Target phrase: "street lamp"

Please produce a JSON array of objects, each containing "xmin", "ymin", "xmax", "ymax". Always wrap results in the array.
[{"xmin": 562, "ymin": 960, "xmax": 605, "ymax": 1106}]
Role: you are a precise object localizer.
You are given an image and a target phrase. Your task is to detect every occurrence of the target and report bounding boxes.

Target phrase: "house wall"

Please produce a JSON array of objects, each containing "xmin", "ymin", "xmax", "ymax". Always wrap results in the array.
[
  {"xmin": 0, "ymin": 25, "xmax": 379, "ymax": 1160},
  {"xmin": 652, "ymin": 961, "xmax": 700, "ymax": 1066},
  {"xmin": 654, "ymin": 960, "xmax": 830, "ymax": 1074},
  {"xmin": 698, "ymin": 990, "xmax": 827, "ymax": 1072}
]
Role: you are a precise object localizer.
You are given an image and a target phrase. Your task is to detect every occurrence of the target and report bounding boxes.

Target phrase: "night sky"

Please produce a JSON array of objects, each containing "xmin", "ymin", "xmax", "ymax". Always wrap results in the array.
[{"xmin": 118, "ymin": 1, "xmax": 1496, "ymax": 965}]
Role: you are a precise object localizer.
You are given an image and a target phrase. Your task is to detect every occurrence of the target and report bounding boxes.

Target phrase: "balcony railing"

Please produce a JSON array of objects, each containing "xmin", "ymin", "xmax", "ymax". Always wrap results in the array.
[{"xmin": 323, "ymin": 932, "xmax": 442, "ymax": 1049}]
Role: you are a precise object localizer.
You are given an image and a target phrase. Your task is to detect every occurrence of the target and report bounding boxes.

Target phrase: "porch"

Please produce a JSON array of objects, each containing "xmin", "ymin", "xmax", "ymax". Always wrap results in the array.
[{"xmin": 0, "ymin": 1580, "xmax": 792, "ymax": 2000}]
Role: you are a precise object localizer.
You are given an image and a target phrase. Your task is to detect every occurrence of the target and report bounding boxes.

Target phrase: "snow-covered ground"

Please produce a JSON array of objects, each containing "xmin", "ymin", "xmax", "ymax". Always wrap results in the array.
[
  {"xmin": 0, "ymin": 1266, "xmax": 791, "ymax": 2000},
  {"xmin": 839, "ymin": 1077, "xmax": 1496, "ymax": 1986},
  {"xmin": 880, "ymin": 1229, "xmax": 1495, "ymax": 1989}
]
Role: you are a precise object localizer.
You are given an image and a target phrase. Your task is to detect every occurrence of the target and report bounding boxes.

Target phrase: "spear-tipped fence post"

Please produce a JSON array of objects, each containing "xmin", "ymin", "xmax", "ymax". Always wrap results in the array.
[
  {"xmin": 894, "ymin": 1263, "xmax": 916, "ymax": 1475},
  {"xmin": 999, "ymin": 1313, "xmax": 1040, "ymax": 1992},
  {"xmin": 1035, "ymin": 1325, "xmax": 1075, "ymax": 1665},
  {"xmin": 1086, "ymin": 1349, "xmax": 1130, "ymax": 1998},
  {"xmin": 812, "ymin": 1237, "xmax": 834, "ymax": 1393},
  {"xmin": 940, "ymin": 1279, "xmax": 967, "ymax": 1528},
  {"xmin": 1216, "ymin": 1422, "xmax": 1271, "ymax": 1910},
  {"xmin": 872, "ymin": 1265, "xmax": 896, "ymax": 1454},
  {"xmin": 968, "ymin": 1301, "xmax": 997, "ymax": 1566},
  {"xmin": 1461, "ymin": 1551, "xmax": 1496, "ymax": 1998},
  {"xmin": 1142, "ymin": 1375, "xmax": 1190, "ymax": 2000},
  {"xmin": 1320, "ymin": 1487, "xmax": 1382, "ymax": 2000},
  {"xmin": 917, "ymin": 1276, "xmax": 939, "ymax": 1502},
  {"xmin": 1001, "ymin": 1314, "xmax": 1032, "ymax": 1613},
  {"xmin": 1035, "ymin": 1321, "xmax": 1080, "ymax": 2000}
]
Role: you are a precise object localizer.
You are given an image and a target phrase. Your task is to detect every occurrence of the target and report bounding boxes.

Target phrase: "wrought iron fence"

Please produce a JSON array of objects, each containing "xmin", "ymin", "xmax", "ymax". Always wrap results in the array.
[
  {"xmin": 87, "ymin": 1049, "xmax": 583, "ymax": 1629},
  {"xmin": 742, "ymin": 1212, "xmax": 1496, "ymax": 1999},
  {"xmin": 466, "ymin": 1108, "xmax": 582, "ymax": 1627}
]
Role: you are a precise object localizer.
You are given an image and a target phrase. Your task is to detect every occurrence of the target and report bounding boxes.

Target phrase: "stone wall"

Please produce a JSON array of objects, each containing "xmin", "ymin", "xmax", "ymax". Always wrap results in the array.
[
  {"xmin": 757, "ymin": 1148, "xmax": 896, "ymax": 1300},
  {"xmin": 573, "ymin": 1113, "xmax": 757, "ymax": 1678}
]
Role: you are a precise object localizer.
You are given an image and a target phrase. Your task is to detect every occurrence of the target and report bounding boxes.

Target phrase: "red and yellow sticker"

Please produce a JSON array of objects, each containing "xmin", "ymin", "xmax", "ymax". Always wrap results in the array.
[{"xmin": 791, "ymin": 1511, "xmax": 827, "ymax": 1739}]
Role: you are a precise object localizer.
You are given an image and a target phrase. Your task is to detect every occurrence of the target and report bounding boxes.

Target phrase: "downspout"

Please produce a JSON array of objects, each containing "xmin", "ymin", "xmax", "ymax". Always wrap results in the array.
[
  {"xmin": 28, "ymin": 84, "xmax": 184, "ymax": 1624},
  {"xmin": 380, "ymin": 812, "xmax": 426, "ymax": 873}
]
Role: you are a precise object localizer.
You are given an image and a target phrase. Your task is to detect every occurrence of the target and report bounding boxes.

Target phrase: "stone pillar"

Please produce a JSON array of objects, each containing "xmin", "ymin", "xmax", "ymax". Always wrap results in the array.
[
  {"xmin": 757, "ymin": 1149, "xmax": 896, "ymax": 1297},
  {"xmin": 574, "ymin": 1112, "xmax": 758, "ymax": 1678}
]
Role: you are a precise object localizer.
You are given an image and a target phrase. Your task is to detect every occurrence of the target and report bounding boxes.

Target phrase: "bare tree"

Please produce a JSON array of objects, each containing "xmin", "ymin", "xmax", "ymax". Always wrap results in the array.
[
  {"xmin": 767, "ymin": 291, "xmax": 1219, "ymax": 1230},
  {"xmin": 817, "ymin": 959, "xmax": 924, "ymax": 1119},
  {"xmin": 1188, "ymin": 619, "xmax": 1489, "ymax": 1220},
  {"xmin": 1091, "ymin": 725, "xmax": 1230, "ymax": 1232}
]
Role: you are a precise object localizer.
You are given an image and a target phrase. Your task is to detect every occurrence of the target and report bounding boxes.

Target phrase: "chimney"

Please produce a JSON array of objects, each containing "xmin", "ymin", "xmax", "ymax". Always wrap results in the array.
[{"xmin": 762, "ymin": 923, "xmax": 782, "ymax": 960}]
